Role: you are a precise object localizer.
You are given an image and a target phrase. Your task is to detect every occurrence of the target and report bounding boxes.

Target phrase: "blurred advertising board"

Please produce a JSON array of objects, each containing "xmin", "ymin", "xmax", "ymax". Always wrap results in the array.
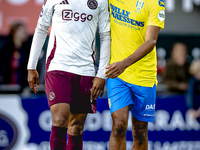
[{"xmin": 0, "ymin": 94, "xmax": 200, "ymax": 150}]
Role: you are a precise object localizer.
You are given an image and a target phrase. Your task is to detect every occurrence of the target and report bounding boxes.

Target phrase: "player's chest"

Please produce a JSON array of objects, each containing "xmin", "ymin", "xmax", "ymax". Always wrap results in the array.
[{"xmin": 53, "ymin": 0, "xmax": 100, "ymax": 22}]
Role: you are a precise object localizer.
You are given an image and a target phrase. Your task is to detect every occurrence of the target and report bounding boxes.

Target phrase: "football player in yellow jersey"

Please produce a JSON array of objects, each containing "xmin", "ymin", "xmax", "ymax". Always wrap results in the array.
[{"xmin": 105, "ymin": 0, "xmax": 165, "ymax": 149}]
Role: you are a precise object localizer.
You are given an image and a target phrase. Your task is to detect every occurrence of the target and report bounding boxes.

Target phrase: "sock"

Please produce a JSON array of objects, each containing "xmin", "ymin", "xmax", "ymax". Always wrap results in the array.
[
  {"xmin": 50, "ymin": 126, "xmax": 67, "ymax": 150},
  {"xmin": 66, "ymin": 133, "xmax": 83, "ymax": 150}
]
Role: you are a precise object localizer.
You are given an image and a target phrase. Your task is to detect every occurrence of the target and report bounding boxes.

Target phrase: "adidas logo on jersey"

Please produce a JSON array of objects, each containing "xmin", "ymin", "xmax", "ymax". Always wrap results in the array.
[{"xmin": 60, "ymin": 0, "xmax": 69, "ymax": 4}]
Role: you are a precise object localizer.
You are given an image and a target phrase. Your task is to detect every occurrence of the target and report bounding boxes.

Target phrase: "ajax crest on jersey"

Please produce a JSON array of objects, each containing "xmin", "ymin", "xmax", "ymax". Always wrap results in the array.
[
  {"xmin": 87, "ymin": 0, "xmax": 98, "ymax": 10},
  {"xmin": 136, "ymin": 0, "xmax": 144, "ymax": 10}
]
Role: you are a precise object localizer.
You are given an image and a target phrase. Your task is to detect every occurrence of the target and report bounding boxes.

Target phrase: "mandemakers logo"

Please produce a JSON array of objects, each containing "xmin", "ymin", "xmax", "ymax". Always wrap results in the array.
[{"xmin": 157, "ymin": 10, "xmax": 165, "ymax": 22}]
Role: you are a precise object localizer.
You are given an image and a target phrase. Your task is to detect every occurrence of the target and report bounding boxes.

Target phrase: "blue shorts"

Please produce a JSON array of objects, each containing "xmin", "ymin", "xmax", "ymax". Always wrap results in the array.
[{"xmin": 106, "ymin": 77, "xmax": 156, "ymax": 122}]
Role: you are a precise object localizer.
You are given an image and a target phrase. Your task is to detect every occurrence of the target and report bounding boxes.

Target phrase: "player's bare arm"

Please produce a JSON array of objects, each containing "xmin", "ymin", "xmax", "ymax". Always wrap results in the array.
[
  {"xmin": 28, "ymin": 70, "xmax": 40, "ymax": 94},
  {"xmin": 105, "ymin": 25, "xmax": 160, "ymax": 78}
]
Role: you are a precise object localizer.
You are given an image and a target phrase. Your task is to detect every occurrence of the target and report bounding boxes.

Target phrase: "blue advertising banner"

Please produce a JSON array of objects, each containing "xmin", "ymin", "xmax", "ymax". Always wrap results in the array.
[{"xmin": 0, "ymin": 93, "xmax": 200, "ymax": 150}]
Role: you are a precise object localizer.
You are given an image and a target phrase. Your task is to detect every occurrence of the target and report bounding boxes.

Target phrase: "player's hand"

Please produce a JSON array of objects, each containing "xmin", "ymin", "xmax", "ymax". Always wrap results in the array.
[
  {"xmin": 105, "ymin": 61, "xmax": 126, "ymax": 78},
  {"xmin": 90, "ymin": 77, "xmax": 105, "ymax": 100},
  {"xmin": 28, "ymin": 70, "xmax": 40, "ymax": 94}
]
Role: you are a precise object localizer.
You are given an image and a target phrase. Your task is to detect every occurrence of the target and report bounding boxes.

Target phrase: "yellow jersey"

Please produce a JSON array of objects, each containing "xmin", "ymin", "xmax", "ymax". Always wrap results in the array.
[{"xmin": 109, "ymin": 0, "xmax": 165, "ymax": 87}]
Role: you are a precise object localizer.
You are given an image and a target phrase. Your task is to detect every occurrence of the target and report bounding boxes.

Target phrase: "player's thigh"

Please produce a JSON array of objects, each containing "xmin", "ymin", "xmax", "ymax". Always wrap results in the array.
[
  {"xmin": 45, "ymin": 70, "xmax": 73, "ymax": 107},
  {"xmin": 130, "ymin": 84, "xmax": 156, "ymax": 122},
  {"xmin": 106, "ymin": 78, "xmax": 134, "ymax": 115}
]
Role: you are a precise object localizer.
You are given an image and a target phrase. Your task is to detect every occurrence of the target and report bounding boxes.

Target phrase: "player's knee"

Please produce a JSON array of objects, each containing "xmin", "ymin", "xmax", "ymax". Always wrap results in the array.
[
  {"xmin": 52, "ymin": 114, "xmax": 68, "ymax": 127},
  {"xmin": 132, "ymin": 128, "xmax": 147, "ymax": 145},
  {"xmin": 112, "ymin": 120, "xmax": 127, "ymax": 138}
]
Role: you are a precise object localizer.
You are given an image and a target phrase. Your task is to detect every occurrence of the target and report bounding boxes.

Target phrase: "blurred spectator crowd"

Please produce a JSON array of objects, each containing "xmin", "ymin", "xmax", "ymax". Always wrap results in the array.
[
  {"xmin": 157, "ymin": 42, "xmax": 200, "ymax": 121},
  {"xmin": 0, "ymin": 22, "xmax": 30, "ymax": 87},
  {"xmin": 0, "ymin": 21, "xmax": 200, "ymax": 120},
  {"xmin": 0, "ymin": 22, "xmax": 46, "ymax": 93}
]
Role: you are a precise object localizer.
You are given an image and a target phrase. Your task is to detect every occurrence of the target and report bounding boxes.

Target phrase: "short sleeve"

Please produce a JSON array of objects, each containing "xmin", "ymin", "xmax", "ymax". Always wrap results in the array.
[
  {"xmin": 98, "ymin": 0, "xmax": 110, "ymax": 33},
  {"xmin": 38, "ymin": 0, "xmax": 55, "ymax": 27},
  {"xmin": 147, "ymin": 0, "xmax": 165, "ymax": 30}
]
